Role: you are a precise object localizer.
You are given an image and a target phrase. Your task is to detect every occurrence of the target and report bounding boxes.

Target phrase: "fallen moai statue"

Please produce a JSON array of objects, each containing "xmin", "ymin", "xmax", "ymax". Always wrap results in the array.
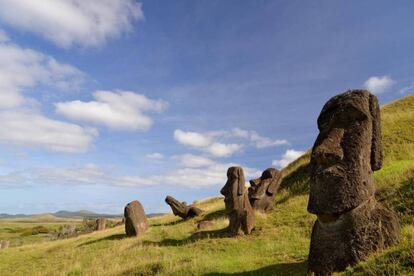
[
  {"xmin": 165, "ymin": 195, "xmax": 203, "ymax": 219},
  {"xmin": 307, "ymin": 90, "xmax": 400, "ymax": 275}
]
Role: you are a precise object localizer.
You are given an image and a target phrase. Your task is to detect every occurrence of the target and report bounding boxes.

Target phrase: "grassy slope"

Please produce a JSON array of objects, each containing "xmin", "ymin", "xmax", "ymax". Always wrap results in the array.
[{"xmin": 0, "ymin": 95, "xmax": 413, "ymax": 276}]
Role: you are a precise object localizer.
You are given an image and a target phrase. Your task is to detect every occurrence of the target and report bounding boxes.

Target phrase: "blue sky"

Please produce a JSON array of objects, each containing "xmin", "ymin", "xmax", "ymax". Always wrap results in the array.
[{"xmin": 0, "ymin": 0, "xmax": 413, "ymax": 214}]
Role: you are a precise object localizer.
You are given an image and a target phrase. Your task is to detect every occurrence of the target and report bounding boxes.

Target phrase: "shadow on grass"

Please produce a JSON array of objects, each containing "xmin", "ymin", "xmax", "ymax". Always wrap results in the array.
[
  {"xmin": 77, "ymin": 233, "xmax": 127, "ymax": 247},
  {"xmin": 139, "ymin": 228, "xmax": 230, "ymax": 247},
  {"xmin": 202, "ymin": 209, "xmax": 227, "ymax": 221},
  {"xmin": 204, "ymin": 260, "xmax": 308, "ymax": 276},
  {"xmin": 151, "ymin": 218, "xmax": 190, "ymax": 227}
]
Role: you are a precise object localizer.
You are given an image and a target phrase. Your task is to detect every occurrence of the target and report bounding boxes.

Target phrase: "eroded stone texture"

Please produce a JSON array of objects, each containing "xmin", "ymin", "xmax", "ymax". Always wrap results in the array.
[
  {"xmin": 220, "ymin": 166, "xmax": 255, "ymax": 235},
  {"xmin": 248, "ymin": 168, "xmax": 281, "ymax": 212},
  {"xmin": 0, "ymin": 240, "xmax": 10, "ymax": 249},
  {"xmin": 96, "ymin": 217, "xmax": 107, "ymax": 231},
  {"xmin": 165, "ymin": 196, "xmax": 203, "ymax": 219},
  {"xmin": 124, "ymin": 200, "xmax": 149, "ymax": 237},
  {"xmin": 307, "ymin": 90, "xmax": 400, "ymax": 275}
]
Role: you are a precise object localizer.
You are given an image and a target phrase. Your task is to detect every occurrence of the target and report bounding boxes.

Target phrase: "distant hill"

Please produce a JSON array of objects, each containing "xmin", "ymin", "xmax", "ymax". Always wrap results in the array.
[{"xmin": 0, "ymin": 210, "xmax": 164, "ymax": 220}]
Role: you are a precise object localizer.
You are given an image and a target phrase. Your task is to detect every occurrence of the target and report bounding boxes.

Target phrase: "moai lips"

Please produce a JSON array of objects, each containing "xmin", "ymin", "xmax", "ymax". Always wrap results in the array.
[
  {"xmin": 307, "ymin": 90, "xmax": 400, "ymax": 275},
  {"xmin": 220, "ymin": 166, "xmax": 255, "ymax": 235}
]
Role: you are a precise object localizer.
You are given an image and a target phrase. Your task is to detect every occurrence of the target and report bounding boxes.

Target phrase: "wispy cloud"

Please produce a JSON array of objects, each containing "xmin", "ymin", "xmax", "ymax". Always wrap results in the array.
[
  {"xmin": 0, "ymin": 36, "xmax": 96, "ymax": 153},
  {"xmin": 145, "ymin": 152, "xmax": 164, "ymax": 160},
  {"xmin": 56, "ymin": 91, "xmax": 168, "ymax": 131},
  {"xmin": 364, "ymin": 75, "xmax": 394, "ymax": 94},
  {"xmin": 173, "ymin": 128, "xmax": 287, "ymax": 158},
  {"xmin": 399, "ymin": 82, "xmax": 414, "ymax": 94},
  {"xmin": 272, "ymin": 149, "xmax": 304, "ymax": 169},
  {"xmin": 0, "ymin": 0, "xmax": 143, "ymax": 48}
]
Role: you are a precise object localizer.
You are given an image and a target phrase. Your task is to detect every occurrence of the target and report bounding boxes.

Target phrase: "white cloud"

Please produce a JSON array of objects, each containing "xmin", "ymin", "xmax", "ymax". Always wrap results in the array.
[
  {"xmin": 399, "ymin": 82, "xmax": 414, "ymax": 94},
  {"xmin": 0, "ymin": 162, "xmax": 261, "ymax": 189},
  {"xmin": 231, "ymin": 128, "xmax": 288, "ymax": 148},
  {"xmin": 117, "ymin": 162, "xmax": 260, "ymax": 188},
  {"xmin": 145, "ymin": 152, "xmax": 164, "ymax": 160},
  {"xmin": 174, "ymin": 129, "xmax": 212, "ymax": 148},
  {"xmin": 272, "ymin": 149, "xmax": 304, "ymax": 169},
  {"xmin": 0, "ymin": 110, "xmax": 97, "ymax": 153},
  {"xmin": 56, "ymin": 91, "xmax": 168, "ymax": 131},
  {"xmin": 0, "ymin": 37, "xmax": 96, "ymax": 153},
  {"xmin": 173, "ymin": 154, "xmax": 215, "ymax": 168},
  {"xmin": 364, "ymin": 75, "xmax": 394, "ymax": 94},
  {"xmin": 207, "ymin": 143, "xmax": 242, "ymax": 157},
  {"xmin": 173, "ymin": 129, "xmax": 243, "ymax": 157},
  {"xmin": 0, "ymin": 40, "xmax": 84, "ymax": 109},
  {"xmin": 0, "ymin": 0, "xmax": 143, "ymax": 48},
  {"xmin": 173, "ymin": 128, "xmax": 287, "ymax": 157}
]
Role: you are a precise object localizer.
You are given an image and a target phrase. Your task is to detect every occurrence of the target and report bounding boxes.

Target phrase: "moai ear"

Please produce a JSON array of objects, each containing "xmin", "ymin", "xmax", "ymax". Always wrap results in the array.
[
  {"xmin": 369, "ymin": 94, "xmax": 383, "ymax": 171},
  {"xmin": 237, "ymin": 168, "xmax": 245, "ymax": 196}
]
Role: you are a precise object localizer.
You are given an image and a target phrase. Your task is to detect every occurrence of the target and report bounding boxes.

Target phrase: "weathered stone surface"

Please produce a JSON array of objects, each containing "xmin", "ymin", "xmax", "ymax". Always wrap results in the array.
[
  {"xmin": 0, "ymin": 240, "xmax": 10, "ymax": 249},
  {"xmin": 307, "ymin": 90, "xmax": 400, "ymax": 275},
  {"xmin": 124, "ymin": 200, "xmax": 149, "ymax": 237},
  {"xmin": 220, "ymin": 166, "xmax": 255, "ymax": 235},
  {"xmin": 248, "ymin": 168, "xmax": 281, "ymax": 212},
  {"xmin": 197, "ymin": 220, "xmax": 214, "ymax": 230},
  {"xmin": 95, "ymin": 217, "xmax": 107, "ymax": 231},
  {"xmin": 165, "ymin": 196, "xmax": 203, "ymax": 219}
]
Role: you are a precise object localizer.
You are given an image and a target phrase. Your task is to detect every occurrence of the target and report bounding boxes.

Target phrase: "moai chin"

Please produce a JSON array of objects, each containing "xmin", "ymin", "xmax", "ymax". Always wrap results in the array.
[
  {"xmin": 248, "ymin": 168, "xmax": 281, "ymax": 212},
  {"xmin": 220, "ymin": 166, "xmax": 255, "ymax": 235},
  {"xmin": 165, "ymin": 195, "xmax": 203, "ymax": 219},
  {"xmin": 307, "ymin": 90, "xmax": 400, "ymax": 275}
]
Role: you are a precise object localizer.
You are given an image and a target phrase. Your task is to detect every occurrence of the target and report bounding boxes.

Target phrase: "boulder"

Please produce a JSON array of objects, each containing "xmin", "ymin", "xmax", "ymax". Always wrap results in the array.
[{"xmin": 124, "ymin": 200, "xmax": 149, "ymax": 237}]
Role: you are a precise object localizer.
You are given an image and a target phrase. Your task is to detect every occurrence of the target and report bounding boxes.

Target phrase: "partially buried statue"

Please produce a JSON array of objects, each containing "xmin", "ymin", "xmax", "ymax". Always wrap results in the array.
[
  {"xmin": 124, "ymin": 200, "xmax": 149, "ymax": 237},
  {"xmin": 165, "ymin": 195, "xmax": 203, "ymax": 219},
  {"xmin": 248, "ymin": 168, "xmax": 282, "ymax": 212},
  {"xmin": 220, "ymin": 166, "xmax": 255, "ymax": 235},
  {"xmin": 307, "ymin": 90, "xmax": 400, "ymax": 275}
]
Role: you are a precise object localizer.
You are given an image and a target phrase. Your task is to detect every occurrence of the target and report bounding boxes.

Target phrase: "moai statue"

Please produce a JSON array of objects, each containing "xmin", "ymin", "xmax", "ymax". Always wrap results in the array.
[
  {"xmin": 220, "ymin": 166, "xmax": 255, "ymax": 235},
  {"xmin": 307, "ymin": 90, "xmax": 400, "ymax": 275},
  {"xmin": 165, "ymin": 196, "xmax": 203, "ymax": 219},
  {"xmin": 124, "ymin": 200, "xmax": 149, "ymax": 237},
  {"xmin": 95, "ymin": 217, "xmax": 107, "ymax": 231},
  {"xmin": 248, "ymin": 168, "xmax": 282, "ymax": 212}
]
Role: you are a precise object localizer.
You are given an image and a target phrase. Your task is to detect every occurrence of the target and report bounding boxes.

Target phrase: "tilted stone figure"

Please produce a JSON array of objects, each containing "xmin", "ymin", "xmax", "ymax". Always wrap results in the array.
[
  {"xmin": 165, "ymin": 195, "xmax": 203, "ymax": 219},
  {"xmin": 220, "ymin": 166, "xmax": 255, "ymax": 235},
  {"xmin": 307, "ymin": 90, "xmax": 400, "ymax": 275},
  {"xmin": 124, "ymin": 200, "xmax": 149, "ymax": 237},
  {"xmin": 248, "ymin": 168, "xmax": 282, "ymax": 212}
]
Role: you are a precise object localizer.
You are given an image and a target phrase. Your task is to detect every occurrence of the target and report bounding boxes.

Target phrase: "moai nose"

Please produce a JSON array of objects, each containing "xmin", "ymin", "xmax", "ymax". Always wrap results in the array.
[{"xmin": 312, "ymin": 128, "xmax": 344, "ymax": 167}]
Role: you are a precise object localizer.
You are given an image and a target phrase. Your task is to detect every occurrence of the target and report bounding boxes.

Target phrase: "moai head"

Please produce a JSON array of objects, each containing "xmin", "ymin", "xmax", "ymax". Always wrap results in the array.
[
  {"xmin": 249, "ymin": 168, "xmax": 281, "ymax": 199},
  {"xmin": 220, "ymin": 166, "xmax": 245, "ymax": 212},
  {"xmin": 165, "ymin": 196, "xmax": 189, "ymax": 216},
  {"xmin": 308, "ymin": 90, "xmax": 382, "ymax": 217}
]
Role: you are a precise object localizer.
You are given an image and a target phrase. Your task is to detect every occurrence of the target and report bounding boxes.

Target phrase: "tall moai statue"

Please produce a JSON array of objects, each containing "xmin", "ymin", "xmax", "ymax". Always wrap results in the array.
[
  {"xmin": 124, "ymin": 200, "xmax": 149, "ymax": 237},
  {"xmin": 220, "ymin": 166, "xmax": 255, "ymax": 235},
  {"xmin": 248, "ymin": 168, "xmax": 282, "ymax": 212},
  {"xmin": 307, "ymin": 90, "xmax": 400, "ymax": 275}
]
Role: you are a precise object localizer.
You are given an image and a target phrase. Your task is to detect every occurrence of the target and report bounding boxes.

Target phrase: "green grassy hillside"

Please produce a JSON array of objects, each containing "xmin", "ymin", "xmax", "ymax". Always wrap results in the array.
[{"xmin": 0, "ymin": 95, "xmax": 413, "ymax": 276}]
